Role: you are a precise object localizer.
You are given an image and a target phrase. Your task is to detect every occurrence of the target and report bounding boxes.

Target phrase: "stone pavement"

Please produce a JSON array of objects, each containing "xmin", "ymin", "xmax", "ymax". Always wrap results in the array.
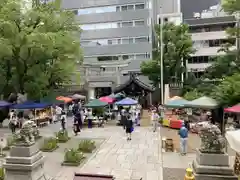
[{"xmin": 54, "ymin": 126, "xmax": 163, "ymax": 180}]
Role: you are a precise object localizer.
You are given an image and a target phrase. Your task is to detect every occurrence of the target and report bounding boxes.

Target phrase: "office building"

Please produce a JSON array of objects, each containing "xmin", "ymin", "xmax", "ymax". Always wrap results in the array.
[
  {"xmin": 61, "ymin": 0, "xmax": 180, "ymax": 98},
  {"xmin": 184, "ymin": 4, "xmax": 236, "ymax": 78}
]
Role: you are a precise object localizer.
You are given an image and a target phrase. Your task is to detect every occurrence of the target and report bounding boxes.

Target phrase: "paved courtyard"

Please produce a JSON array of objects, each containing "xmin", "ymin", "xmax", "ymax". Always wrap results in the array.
[{"xmin": 1, "ymin": 120, "xmax": 226, "ymax": 180}]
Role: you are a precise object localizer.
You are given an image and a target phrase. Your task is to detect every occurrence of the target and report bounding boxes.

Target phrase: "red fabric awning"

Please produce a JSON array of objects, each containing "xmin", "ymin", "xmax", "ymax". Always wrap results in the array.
[
  {"xmin": 99, "ymin": 96, "xmax": 115, "ymax": 104},
  {"xmin": 74, "ymin": 173, "xmax": 114, "ymax": 180},
  {"xmin": 224, "ymin": 104, "xmax": 240, "ymax": 113}
]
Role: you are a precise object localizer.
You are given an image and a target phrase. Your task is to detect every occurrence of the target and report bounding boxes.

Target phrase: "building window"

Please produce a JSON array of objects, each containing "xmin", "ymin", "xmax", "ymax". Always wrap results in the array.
[
  {"xmin": 121, "ymin": 5, "xmax": 127, "ymax": 11},
  {"xmin": 122, "ymin": 21, "xmax": 133, "ymax": 27},
  {"xmin": 135, "ymin": 20, "xmax": 145, "ymax": 26},
  {"xmin": 97, "ymin": 56, "xmax": 119, "ymax": 61},
  {"xmin": 135, "ymin": 4, "xmax": 145, "ymax": 9},
  {"xmin": 135, "ymin": 53, "xmax": 150, "ymax": 59},
  {"xmin": 81, "ymin": 36, "xmax": 150, "ymax": 47},
  {"xmin": 127, "ymin": 5, "xmax": 134, "ymax": 10},
  {"xmin": 188, "ymin": 56, "xmax": 212, "ymax": 64},
  {"xmin": 122, "ymin": 55, "xmax": 130, "ymax": 60},
  {"xmin": 76, "ymin": 3, "xmax": 146, "ymax": 15},
  {"xmin": 135, "ymin": 37, "xmax": 148, "ymax": 43}
]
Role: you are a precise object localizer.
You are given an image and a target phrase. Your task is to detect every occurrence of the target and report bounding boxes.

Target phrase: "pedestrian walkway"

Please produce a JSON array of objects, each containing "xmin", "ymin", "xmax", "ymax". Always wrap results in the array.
[{"xmin": 55, "ymin": 126, "xmax": 163, "ymax": 180}]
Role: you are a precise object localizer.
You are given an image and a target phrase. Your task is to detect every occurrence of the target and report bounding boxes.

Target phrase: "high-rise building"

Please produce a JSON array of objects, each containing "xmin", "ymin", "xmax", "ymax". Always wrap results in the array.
[
  {"xmin": 184, "ymin": 4, "xmax": 237, "ymax": 78},
  {"xmin": 61, "ymin": 0, "xmax": 180, "ymax": 98}
]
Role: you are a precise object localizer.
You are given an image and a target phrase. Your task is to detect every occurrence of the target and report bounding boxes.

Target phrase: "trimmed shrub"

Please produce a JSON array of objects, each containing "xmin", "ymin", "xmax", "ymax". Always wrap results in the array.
[
  {"xmin": 78, "ymin": 140, "xmax": 96, "ymax": 153},
  {"xmin": 55, "ymin": 130, "xmax": 69, "ymax": 143},
  {"xmin": 64, "ymin": 148, "xmax": 84, "ymax": 164},
  {"xmin": 40, "ymin": 137, "xmax": 58, "ymax": 152}
]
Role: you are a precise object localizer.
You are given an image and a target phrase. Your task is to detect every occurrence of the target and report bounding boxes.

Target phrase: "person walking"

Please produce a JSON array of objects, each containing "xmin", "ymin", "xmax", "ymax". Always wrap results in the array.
[
  {"xmin": 86, "ymin": 109, "xmax": 93, "ymax": 128},
  {"xmin": 151, "ymin": 109, "xmax": 159, "ymax": 132},
  {"xmin": 178, "ymin": 122, "xmax": 189, "ymax": 155},
  {"xmin": 9, "ymin": 114, "xmax": 17, "ymax": 134},
  {"xmin": 55, "ymin": 105, "xmax": 62, "ymax": 122},
  {"xmin": 60, "ymin": 110, "xmax": 67, "ymax": 130},
  {"xmin": 125, "ymin": 114, "xmax": 133, "ymax": 141}
]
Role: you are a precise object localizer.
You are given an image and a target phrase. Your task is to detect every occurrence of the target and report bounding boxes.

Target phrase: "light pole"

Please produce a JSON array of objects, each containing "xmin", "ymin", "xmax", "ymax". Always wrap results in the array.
[{"xmin": 158, "ymin": 8, "xmax": 164, "ymax": 105}]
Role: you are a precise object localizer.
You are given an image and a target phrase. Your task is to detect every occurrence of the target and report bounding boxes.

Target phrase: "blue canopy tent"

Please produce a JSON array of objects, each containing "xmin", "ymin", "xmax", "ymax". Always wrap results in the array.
[
  {"xmin": 11, "ymin": 101, "xmax": 51, "ymax": 109},
  {"xmin": 164, "ymin": 98, "xmax": 189, "ymax": 108},
  {"xmin": 115, "ymin": 97, "xmax": 138, "ymax": 106},
  {"xmin": 0, "ymin": 101, "xmax": 12, "ymax": 107}
]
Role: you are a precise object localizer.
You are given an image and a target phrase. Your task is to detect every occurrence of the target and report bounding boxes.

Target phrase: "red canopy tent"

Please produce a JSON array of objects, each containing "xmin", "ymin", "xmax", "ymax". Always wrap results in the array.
[
  {"xmin": 224, "ymin": 104, "xmax": 240, "ymax": 113},
  {"xmin": 99, "ymin": 96, "xmax": 115, "ymax": 104}
]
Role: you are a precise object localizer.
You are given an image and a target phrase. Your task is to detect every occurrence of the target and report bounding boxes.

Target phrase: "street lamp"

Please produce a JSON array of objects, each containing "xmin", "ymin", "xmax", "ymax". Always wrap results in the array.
[{"xmin": 157, "ymin": 9, "xmax": 164, "ymax": 105}]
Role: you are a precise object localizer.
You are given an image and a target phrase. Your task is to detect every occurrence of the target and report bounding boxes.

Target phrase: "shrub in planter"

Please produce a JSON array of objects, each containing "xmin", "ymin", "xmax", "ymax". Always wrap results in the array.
[
  {"xmin": 63, "ymin": 148, "xmax": 85, "ymax": 166},
  {"xmin": 40, "ymin": 137, "xmax": 58, "ymax": 152},
  {"xmin": 0, "ymin": 167, "xmax": 4, "ymax": 180},
  {"xmin": 55, "ymin": 130, "xmax": 69, "ymax": 143},
  {"xmin": 78, "ymin": 140, "xmax": 96, "ymax": 153}
]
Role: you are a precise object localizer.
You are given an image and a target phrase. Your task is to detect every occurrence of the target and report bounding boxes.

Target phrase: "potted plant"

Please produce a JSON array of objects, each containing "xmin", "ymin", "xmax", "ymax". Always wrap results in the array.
[
  {"xmin": 78, "ymin": 140, "xmax": 96, "ymax": 153},
  {"xmin": 55, "ymin": 130, "xmax": 69, "ymax": 143},
  {"xmin": 40, "ymin": 137, "xmax": 58, "ymax": 152},
  {"xmin": 62, "ymin": 148, "xmax": 85, "ymax": 166}
]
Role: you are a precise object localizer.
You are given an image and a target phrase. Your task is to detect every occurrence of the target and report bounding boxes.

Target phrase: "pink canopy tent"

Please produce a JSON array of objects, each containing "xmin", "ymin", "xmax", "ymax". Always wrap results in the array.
[
  {"xmin": 99, "ymin": 96, "xmax": 115, "ymax": 104},
  {"xmin": 224, "ymin": 104, "xmax": 240, "ymax": 113}
]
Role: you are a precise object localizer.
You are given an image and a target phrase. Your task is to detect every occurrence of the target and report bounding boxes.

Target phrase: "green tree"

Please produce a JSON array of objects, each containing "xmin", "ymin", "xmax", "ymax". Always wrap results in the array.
[
  {"xmin": 0, "ymin": 0, "xmax": 82, "ymax": 100},
  {"xmin": 211, "ymin": 73, "xmax": 240, "ymax": 106},
  {"xmin": 141, "ymin": 23, "xmax": 195, "ymax": 86},
  {"xmin": 183, "ymin": 89, "xmax": 204, "ymax": 101},
  {"xmin": 204, "ymin": 0, "xmax": 240, "ymax": 79}
]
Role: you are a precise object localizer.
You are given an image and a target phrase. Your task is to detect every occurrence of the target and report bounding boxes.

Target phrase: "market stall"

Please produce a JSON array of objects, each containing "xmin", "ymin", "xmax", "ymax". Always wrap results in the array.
[
  {"xmin": 84, "ymin": 99, "xmax": 108, "ymax": 127},
  {"xmin": 11, "ymin": 101, "xmax": 51, "ymax": 126},
  {"xmin": 184, "ymin": 96, "xmax": 219, "ymax": 134},
  {"xmin": 162, "ymin": 97, "xmax": 188, "ymax": 129}
]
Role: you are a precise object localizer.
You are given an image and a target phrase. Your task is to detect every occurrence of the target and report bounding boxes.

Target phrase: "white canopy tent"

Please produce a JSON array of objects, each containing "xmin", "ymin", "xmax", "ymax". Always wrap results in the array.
[{"xmin": 226, "ymin": 130, "xmax": 240, "ymax": 152}]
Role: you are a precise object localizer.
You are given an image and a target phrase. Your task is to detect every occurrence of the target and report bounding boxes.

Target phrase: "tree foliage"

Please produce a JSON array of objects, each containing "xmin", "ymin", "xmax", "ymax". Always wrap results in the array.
[
  {"xmin": 186, "ymin": 0, "xmax": 240, "ymax": 106},
  {"xmin": 222, "ymin": 0, "xmax": 240, "ymax": 14},
  {"xmin": 211, "ymin": 73, "xmax": 240, "ymax": 106},
  {"xmin": 141, "ymin": 23, "xmax": 195, "ymax": 86},
  {"xmin": 0, "ymin": 0, "xmax": 82, "ymax": 100}
]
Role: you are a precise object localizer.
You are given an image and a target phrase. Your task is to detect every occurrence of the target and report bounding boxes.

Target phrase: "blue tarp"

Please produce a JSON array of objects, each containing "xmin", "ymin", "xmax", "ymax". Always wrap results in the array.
[{"xmin": 11, "ymin": 101, "xmax": 51, "ymax": 109}]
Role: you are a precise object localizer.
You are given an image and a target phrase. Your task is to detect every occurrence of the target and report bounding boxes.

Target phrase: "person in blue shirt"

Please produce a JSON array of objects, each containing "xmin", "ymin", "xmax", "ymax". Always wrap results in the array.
[{"xmin": 178, "ymin": 122, "xmax": 188, "ymax": 155}]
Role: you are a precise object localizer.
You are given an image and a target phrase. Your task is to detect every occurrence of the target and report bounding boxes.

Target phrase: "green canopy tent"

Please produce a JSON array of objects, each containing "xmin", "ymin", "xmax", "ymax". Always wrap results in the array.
[
  {"xmin": 84, "ymin": 99, "xmax": 108, "ymax": 108},
  {"xmin": 164, "ymin": 98, "xmax": 189, "ymax": 108},
  {"xmin": 184, "ymin": 96, "xmax": 219, "ymax": 109}
]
